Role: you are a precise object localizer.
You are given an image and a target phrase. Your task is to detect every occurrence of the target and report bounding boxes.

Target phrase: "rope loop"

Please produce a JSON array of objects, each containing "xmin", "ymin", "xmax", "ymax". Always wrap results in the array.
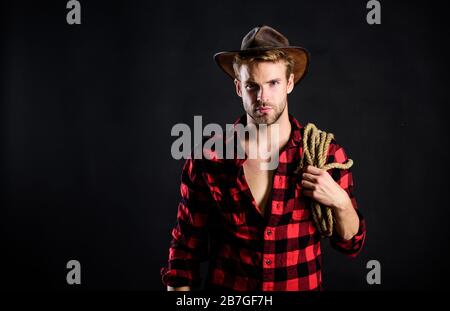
[{"xmin": 296, "ymin": 123, "xmax": 353, "ymax": 237}]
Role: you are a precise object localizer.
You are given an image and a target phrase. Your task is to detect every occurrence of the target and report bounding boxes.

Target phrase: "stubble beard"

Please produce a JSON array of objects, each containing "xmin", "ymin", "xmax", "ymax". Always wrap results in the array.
[{"xmin": 246, "ymin": 100, "xmax": 287, "ymax": 126}]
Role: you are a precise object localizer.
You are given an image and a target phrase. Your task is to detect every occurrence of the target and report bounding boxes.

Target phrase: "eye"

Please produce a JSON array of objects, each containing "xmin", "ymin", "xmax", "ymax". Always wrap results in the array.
[
  {"xmin": 270, "ymin": 80, "xmax": 279, "ymax": 86},
  {"xmin": 245, "ymin": 84, "xmax": 257, "ymax": 91}
]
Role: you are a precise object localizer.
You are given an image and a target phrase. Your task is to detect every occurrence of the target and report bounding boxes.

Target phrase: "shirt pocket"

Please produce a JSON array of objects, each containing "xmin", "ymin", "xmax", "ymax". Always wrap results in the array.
[
  {"xmin": 292, "ymin": 181, "xmax": 311, "ymax": 222},
  {"xmin": 291, "ymin": 204, "xmax": 311, "ymax": 222}
]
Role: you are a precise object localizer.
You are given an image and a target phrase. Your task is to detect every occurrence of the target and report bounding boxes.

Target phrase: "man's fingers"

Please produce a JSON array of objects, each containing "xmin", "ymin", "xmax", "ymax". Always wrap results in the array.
[
  {"xmin": 304, "ymin": 165, "xmax": 323, "ymax": 175},
  {"xmin": 301, "ymin": 180, "xmax": 316, "ymax": 190},
  {"xmin": 302, "ymin": 172, "xmax": 317, "ymax": 183}
]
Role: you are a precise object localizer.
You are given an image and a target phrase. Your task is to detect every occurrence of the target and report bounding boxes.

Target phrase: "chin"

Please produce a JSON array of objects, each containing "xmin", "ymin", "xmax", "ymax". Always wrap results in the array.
[{"xmin": 253, "ymin": 115, "xmax": 277, "ymax": 125}]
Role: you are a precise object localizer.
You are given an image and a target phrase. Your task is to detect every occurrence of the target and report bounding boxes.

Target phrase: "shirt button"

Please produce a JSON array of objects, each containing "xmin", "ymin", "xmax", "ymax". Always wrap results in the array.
[{"xmin": 265, "ymin": 259, "xmax": 272, "ymax": 265}]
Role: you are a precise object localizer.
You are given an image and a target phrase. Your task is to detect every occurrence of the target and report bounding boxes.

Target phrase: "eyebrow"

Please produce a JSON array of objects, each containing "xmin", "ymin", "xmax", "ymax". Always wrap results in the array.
[{"xmin": 244, "ymin": 78, "xmax": 282, "ymax": 84}]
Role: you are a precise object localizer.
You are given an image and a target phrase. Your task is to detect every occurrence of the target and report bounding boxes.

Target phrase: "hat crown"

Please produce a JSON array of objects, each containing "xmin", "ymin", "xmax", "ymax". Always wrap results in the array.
[
  {"xmin": 241, "ymin": 25, "xmax": 290, "ymax": 50},
  {"xmin": 214, "ymin": 25, "xmax": 309, "ymax": 86}
]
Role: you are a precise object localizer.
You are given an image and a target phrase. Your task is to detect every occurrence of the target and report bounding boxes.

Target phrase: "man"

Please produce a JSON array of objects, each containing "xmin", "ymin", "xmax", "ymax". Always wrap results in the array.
[{"xmin": 161, "ymin": 25, "xmax": 366, "ymax": 291}]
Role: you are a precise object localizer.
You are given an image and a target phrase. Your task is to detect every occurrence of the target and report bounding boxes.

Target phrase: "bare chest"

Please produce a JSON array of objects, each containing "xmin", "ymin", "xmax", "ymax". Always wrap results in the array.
[{"xmin": 242, "ymin": 160, "xmax": 275, "ymax": 215}]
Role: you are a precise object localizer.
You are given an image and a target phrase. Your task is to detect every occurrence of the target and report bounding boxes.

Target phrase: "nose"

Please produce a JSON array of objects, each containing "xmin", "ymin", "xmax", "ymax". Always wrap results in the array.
[{"xmin": 257, "ymin": 86, "xmax": 268, "ymax": 103}]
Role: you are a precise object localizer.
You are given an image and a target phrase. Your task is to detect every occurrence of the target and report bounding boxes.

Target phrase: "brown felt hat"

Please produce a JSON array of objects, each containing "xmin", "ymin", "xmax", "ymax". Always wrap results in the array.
[{"xmin": 214, "ymin": 25, "xmax": 309, "ymax": 85}]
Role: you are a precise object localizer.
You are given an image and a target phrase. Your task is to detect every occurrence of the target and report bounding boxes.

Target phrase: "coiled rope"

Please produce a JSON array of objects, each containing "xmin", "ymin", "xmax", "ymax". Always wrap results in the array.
[{"xmin": 294, "ymin": 123, "xmax": 354, "ymax": 237}]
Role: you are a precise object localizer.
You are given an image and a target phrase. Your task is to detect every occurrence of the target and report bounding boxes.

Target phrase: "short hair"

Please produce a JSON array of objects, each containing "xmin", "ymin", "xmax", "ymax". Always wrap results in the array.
[{"xmin": 232, "ymin": 49, "xmax": 295, "ymax": 81}]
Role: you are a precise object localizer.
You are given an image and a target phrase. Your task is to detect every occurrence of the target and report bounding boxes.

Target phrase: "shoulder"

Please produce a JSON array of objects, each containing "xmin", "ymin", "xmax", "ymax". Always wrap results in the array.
[
  {"xmin": 300, "ymin": 122, "xmax": 351, "ymax": 161},
  {"xmin": 327, "ymin": 137, "xmax": 350, "ymax": 164},
  {"xmin": 182, "ymin": 133, "xmax": 237, "ymax": 177}
]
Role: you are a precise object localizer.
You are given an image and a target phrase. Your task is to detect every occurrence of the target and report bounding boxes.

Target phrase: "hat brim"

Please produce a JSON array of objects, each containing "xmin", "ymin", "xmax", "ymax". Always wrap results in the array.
[{"xmin": 213, "ymin": 46, "xmax": 309, "ymax": 85}]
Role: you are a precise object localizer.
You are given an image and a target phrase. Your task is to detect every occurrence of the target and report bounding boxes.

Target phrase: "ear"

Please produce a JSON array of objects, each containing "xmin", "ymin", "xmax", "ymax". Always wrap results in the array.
[
  {"xmin": 286, "ymin": 73, "xmax": 294, "ymax": 94},
  {"xmin": 234, "ymin": 78, "xmax": 242, "ymax": 97}
]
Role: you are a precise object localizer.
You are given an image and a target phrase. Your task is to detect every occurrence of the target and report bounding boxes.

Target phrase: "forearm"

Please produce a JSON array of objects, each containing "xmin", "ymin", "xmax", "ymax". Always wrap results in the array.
[{"xmin": 333, "ymin": 196, "xmax": 360, "ymax": 240}]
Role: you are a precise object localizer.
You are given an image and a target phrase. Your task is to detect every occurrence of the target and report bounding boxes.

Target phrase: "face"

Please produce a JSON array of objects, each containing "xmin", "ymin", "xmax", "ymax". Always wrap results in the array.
[{"xmin": 235, "ymin": 61, "xmax": 294, "ymax": 125}]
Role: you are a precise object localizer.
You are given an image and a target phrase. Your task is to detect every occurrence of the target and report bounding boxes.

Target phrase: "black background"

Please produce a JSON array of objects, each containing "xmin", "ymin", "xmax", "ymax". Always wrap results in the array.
[{"xmin": 1, "ymin": 0, "xmax": 449, "ymax": 290}]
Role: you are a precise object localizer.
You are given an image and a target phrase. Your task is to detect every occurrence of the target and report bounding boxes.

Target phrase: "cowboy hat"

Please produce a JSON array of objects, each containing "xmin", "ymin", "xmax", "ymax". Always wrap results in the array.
[{"xmin": 214, "ymin": 25, "xmax": 310, "ymax": 85}]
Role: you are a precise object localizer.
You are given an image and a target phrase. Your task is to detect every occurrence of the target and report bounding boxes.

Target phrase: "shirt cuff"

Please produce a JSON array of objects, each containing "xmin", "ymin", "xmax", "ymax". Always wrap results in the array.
[
  {"xmin": 160, "ymin": 266, "xmax": 201, "ymax": 289},
  {"xmin": 330, "ymin": 208, "xmax": 366, "ymax": 257}
]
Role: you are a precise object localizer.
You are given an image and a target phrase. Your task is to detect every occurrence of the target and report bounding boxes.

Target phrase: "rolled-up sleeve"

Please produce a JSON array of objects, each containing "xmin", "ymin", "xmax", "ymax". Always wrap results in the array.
[
  {"xmin": 160, "ymin": 158, "xmax": 212, "ymax": 288},
  {"xmin": 326, "ymin": 139, "xmax": 366, "ymax": 257}
]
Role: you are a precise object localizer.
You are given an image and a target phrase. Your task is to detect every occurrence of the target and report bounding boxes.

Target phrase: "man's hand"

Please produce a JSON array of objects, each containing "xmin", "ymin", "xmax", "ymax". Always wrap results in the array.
[
  {"xmin": 300, "ymin": 165, "xmax": 349, "ymax": 211},
  {"xmin": 301, "ymin": 165, "xmax": 359, "ymax": 240}
]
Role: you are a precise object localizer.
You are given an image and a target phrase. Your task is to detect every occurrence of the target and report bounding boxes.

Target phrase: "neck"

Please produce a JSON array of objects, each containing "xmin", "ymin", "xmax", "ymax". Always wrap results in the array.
[{"xmin": 244, "ymin": 105, "xmax": 292, "ymax": 159}]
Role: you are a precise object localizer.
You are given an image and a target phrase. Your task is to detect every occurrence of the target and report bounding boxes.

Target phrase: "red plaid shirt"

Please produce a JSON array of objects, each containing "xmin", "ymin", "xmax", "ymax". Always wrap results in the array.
[{"xmin": 161, "ymin": 114, "xmax": 366, "ymax": 291}]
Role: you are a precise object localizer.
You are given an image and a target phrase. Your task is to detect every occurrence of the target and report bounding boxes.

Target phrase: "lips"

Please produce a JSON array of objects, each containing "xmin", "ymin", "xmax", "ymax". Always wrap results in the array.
[{"xmin": 256, "ymin": 106, "xmax": 272, "ymax": 113}]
